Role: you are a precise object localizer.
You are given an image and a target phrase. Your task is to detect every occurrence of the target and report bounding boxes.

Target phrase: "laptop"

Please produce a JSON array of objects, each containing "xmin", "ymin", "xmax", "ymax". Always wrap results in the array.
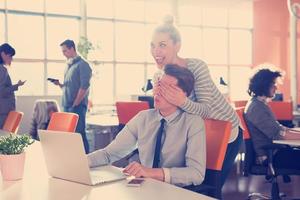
[{"xmin": 38, "ymin": 130, "xmax": 126, "ymax": 186}]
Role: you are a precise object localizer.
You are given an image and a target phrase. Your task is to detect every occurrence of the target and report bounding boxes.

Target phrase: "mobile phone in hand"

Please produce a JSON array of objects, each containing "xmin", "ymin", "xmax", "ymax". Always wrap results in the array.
[
  {"xmin": 47, "ymin": 78, "xmax": 59, "ymax": 83},
  {"xmin": 126, "ymin": 178, "xmax": 144, "ymax": 187}
]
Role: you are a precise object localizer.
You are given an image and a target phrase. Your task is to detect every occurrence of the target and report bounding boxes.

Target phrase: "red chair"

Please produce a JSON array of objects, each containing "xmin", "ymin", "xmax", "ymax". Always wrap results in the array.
[
  {"xmin": 47, "ymin": 112, "xmax": 79, "ymax": 132},
  {"xmin": 185, "ymin": 119, "xmax": 231, "ymax": 199},
  {"xmin": 236, "ymin": 107, "xmax": 250, "ymax": 139},
  {"xmin": 233, "ymin": 100, "xmax": 248, "ymax": 108},
  {"xmin": 116, "ymin": 101, "xmax": 150, "ymax": 125},
  {"xmin": 2, "ymin": 111, "xmax": 24, "ymax": 134},
  {"xmin": 268, "ymin": 101, "xmax": 293, "ymax": 120}
]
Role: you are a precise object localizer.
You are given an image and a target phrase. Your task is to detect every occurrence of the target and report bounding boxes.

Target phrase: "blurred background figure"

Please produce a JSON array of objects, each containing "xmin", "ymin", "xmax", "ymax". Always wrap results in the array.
[
  {"xmin": 0, "ymin": 43, "xmax": 26, "ymax": 128},
  {"xmin": 29, "ymin": 100, "xmax": 59, "ymax": 140}
]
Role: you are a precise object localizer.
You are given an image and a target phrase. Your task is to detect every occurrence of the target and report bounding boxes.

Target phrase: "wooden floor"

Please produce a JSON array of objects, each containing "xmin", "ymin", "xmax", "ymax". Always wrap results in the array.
[{"xmin": 222, "ymin": 164, "xmax": 300, "ymax": 200}]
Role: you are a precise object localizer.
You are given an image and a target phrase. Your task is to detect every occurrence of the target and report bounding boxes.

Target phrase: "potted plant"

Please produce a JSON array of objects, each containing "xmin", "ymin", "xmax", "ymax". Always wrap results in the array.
[{"xmin": 0, "ymin": 134, "xmax": 34, "ymax": 180}]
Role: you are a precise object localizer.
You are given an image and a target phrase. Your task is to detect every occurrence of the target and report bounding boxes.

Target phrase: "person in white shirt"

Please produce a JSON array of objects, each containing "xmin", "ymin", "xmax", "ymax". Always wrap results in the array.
[{"xmin": 88, "ymin": 64, "xmax": 206, "ymax": 187}]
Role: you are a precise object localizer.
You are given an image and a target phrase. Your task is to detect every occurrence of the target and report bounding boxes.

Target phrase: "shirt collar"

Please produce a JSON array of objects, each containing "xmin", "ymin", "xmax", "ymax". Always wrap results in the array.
[
  {"xmin": 156, "ymin": 109, "xmax": 182, "ymax": 124},
  {"xmin": 256, "ymin": 96, "xmax": 270, "ymax": 104}
]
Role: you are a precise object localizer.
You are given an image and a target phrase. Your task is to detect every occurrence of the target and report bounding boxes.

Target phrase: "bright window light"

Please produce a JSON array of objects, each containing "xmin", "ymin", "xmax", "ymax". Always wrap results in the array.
[
  {"xmin": 115, "ymin": 0, "xmax": 144, "ymax": 21},
  {"xmin": 9, "ymin": 62, "xmax": 44, "ymax": 95},
  {"xmin": 115, "ymin": 22, "xmax": 146, "ymax": 62},
  {"xmin": 86, "ymin": 0, "xmax": 113, "ymax": 18},
  {"xmin": 229, "ymin": 66, "xmax": 252, "ymax": 101},
  {"xmin": 46, "ymin": 0, "xmax": 79, "ymax": 16},
  {"xmin": 87, "ymin": 20, "xmax": 113, "ymax": 61},
  {"xmin": 7, "ymin": 0, "xmax": 44, "ymax": 12},
  {"xmin": 229, "ymin": 2, "xmax": 253, "ymax": 28},
  {"xmin": 208, "ymin": 66, "xmax": 228, "ymax": 94},
  {"xmin": 147, "ymin": 64, "xmax": 158, "ymax": 80},
  {"xmin": 145, "ymin": 0, "xmax": 172, "ymax": 23},
  {"xmin": 230, "ymin": 30, "xmax": 252, "ymax": 65},
  {"xmin": 7, "ymin": 14, "xmax": 44, "ymax": 59},
  {"xmin": 178, "ymin": 3, "xmax": 202, "ymax": 25},
  {"xmin": 47, "ymin": 17, "xmax": 79, "ymax": 60},
  {"xmin": 179, "ymin": 26, "xmax": 203, "ymax": 58},
  {"xmin": 203, "ymin": 7, "xmax": 228, "ymax": 27},
  {"xmin": 90, "ymin": 64, "xmax": 114, "ymax": 104},
  {"xmin": 116, "ymin": 64, "xmax": 145, "ymax": 96},
  {"xmin": 145, "ymin": 23, "xmax": 157, "ymax": 63},
  {"xmin": 47, "ymin": 62, "xmax": 65, "ymax": 95},
  {"xmin": 0, "ymin": 1, "xmax": 4, "ymax": 8},
  {"xmin": 203, "ymin": 28, "xmax": 228, "ymax": 64},
  {"xmin": 0, "ymin": 13, "xmax": 4, "ymax": 44}
]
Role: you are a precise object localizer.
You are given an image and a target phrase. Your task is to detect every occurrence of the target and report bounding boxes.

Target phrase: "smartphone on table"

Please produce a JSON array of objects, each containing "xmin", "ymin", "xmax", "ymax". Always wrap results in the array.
[{"xmin": 126, "ymin": 178, "xmax": 145, "ymax": 187}]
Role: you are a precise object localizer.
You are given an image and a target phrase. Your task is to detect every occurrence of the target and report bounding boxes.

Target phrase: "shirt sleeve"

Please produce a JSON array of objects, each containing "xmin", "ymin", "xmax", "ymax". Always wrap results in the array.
[
  {"xmin": 169, "ymin": 117, "xmax": 206, "ymax": 186},
  {"xmin": 180, "ymin": 61, "xmax": 213, "ymax": 118},
  {"xmin": 79, "ymin": 62, "xmax": 92, "ymax": 90},
  {"xmin": 0, "ymin": 67, "xmax": 18, "ymax": 97},
  {"xmin": 87, "ymin": 112, "xmax": 142, "ymax": 168}
]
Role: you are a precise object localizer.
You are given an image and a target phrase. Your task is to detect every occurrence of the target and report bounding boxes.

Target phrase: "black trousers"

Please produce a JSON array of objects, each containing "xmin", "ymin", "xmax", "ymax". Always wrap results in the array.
[{"xmin": 273, "ymin": 147, "xmax": 300, "ymax": 170}]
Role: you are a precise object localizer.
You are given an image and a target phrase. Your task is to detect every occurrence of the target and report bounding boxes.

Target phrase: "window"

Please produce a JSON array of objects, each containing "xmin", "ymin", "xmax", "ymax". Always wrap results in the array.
[
  {"xmin": 90, "ymin": 64, "xmax": 114, "ymax": 104},
  {"xmin": 145, "ymin": 0, "xmax": 172, "ymax": 23},
  {"xmin": 202, "ymin": 7, "xmax": 228, "ymax": 27},
  {"xmin": 86, "ymin": 0, "xmax": 113, "ymax": 18},
  {"xmin": 203, "ymin": 28, "xmax": 228, "ymax": 64},
  {"xmin": 47, "ymin": 17, "xmax": 79, "ymax": 59},
  {"xmin": 230, "ymin": 30, "xmax": 252, "ymax": 65},
  {"xmin": 116, "ymin": 64, "xmax": 144, "ymax": 96},
  {"xmin": 46, "ymin": 0, "xmax": 79, "ymax": 16},
  {"xmin": 229, "ymin": 66, "xmax": 252, "ymax": 100},
  {"xmin": 9, "ymin": 62, "xmax": 44, "ymax": 96},
  {"xmin": 0, "ymin": 13, "xmax": 4, "ymax": 44},
  {"xmin": 47, "ymin": 62, "xmax": 65, "ymax": 95},
  {"xmin": 7, "ymin": 0, "xmax": 44, "ymax": 12},
  {"xmin": 229, "ymin": 2, "xmax": 253, "ymax": 28},
  {"xmin": 115, "ymin": 0, "xmax": 144, "ymax": 21},
  {"xmin": 7, "ymin": 14, "xmax": 44, "ymax": 59},
  {"xmin": 115, "ymin": 22, "xmax": 146, "ymax": 62},
  {"xmin": 87, "ymin": 20, "xmax": 113, "ymax": 61},
  {"xmin": 208, "ymin": 66, "xmax": 228, "ymax": 94},
  {"xmin": 179, "ymin": 26, "xmax": 202, "ymax": 58},
  {"xmin": 178, "ymin": 3, "xmax": 202, "ymax": 25}
]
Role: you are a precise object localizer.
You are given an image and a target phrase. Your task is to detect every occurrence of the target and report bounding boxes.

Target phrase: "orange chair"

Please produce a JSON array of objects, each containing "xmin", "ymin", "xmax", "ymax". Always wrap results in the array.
[
  {"xmin": 185, "ymin": 119, "xmax": 231, "ymax": 199},
  {"xmin": 233, "ymin": 100, "xmax": 248, "ymax": 108},
  {"xmin": 47, "ymin": 112, "xmax": 79, "ymax": 132},
  {"xmin": 2, "ymin": 111, "xmax": 24, "ymax": 133},
  {"xmin": 236, "ymin": 107, "xmax": 250, "ymax": 139},
  {"xmin": 115, "ymin": 101, "xmax": 150, "ymax": 125},
  {"xmin": 268, "ymin": 101, "xmax": 293, "ymax": 120}
]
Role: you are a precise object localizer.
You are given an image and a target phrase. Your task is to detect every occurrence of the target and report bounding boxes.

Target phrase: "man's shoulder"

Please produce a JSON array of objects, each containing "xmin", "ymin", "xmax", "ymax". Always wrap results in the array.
[{"xmin": 181, "ymin": 111, "xmax": 205, "ymax": 125}]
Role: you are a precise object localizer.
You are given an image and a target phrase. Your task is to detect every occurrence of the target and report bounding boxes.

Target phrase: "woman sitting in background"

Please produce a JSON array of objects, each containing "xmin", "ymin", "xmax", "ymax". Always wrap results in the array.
[
  {"xmin": 245, "ymin": 67, "xmax": 300, "ymax": 169},
  {"xmin": 29, "ymin": 100, "xmax": 59, "ymax": 140}
]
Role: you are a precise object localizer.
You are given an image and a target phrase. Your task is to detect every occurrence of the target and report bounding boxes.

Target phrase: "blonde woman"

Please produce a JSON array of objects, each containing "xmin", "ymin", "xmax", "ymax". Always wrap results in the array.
[{"xmin": 151, "ymin": 16, "xmax": 242, "ymax": 187}]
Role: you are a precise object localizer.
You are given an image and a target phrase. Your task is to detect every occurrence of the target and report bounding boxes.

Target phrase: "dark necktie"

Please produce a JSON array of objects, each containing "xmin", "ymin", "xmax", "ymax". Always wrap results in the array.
[{"xmin": 152, "ymin": 119, "xmax": 165, "ymax": 168}]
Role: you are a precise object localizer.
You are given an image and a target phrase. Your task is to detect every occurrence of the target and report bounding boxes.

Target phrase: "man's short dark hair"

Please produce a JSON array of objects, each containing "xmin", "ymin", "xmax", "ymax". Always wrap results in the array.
[
  {"xmin": 60, "ymin": 39, "xmax": 76, "ymax": 51},
  {"xmin": 164, "ymin": 64, "xmax": 195, "ymax": 96},
  {"xmin": 0, "ymin": 43, "xmax": 15, "ymax": 64},
  {"xmin": 248, "ymin": 68, "xmax": 282, "ymax": 97}
]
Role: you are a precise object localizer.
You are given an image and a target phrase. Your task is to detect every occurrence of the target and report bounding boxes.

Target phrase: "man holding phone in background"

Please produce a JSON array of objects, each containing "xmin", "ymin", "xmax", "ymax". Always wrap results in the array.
[
  {"xmin": 88, "ymin": 64, "xmax": 206, "ymax": 187},
  {"xmin": 52, "ymin": 39, "xmax": 92, "ymax": 154}
]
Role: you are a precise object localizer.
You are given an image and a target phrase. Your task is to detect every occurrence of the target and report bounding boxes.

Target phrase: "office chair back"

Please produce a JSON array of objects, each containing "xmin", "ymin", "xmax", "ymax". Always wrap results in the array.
[
  {"xmin": 233, "ymin": 100, "xmax": 248, "ymax": 108},
  {"xmin": 188, "ymin": 119, "xmax": 231, "ymax": 199},
  {"xmin": 268, "ymin": 101, "xmax": 293, "ymax": 120},
  {"xmin": 47, "ymin": 112, "xmax": 79, "ymax": 132},
  {"xmin": 2, "ymin": 111, "xmax": 24, "ymax": 133},
  {"xmin": 116, "ymin": 101, "xmax": 150, "ymax": 125},
  {"xmin": 235, "ymin": 107, "xmax": 250, "ymax": 139}
]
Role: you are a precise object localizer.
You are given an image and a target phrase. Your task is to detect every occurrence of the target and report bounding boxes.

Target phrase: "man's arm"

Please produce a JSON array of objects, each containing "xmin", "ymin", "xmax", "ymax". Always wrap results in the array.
[{"xmin": 72, "ymin": 88, "xmax": 88, "ymax": 107}]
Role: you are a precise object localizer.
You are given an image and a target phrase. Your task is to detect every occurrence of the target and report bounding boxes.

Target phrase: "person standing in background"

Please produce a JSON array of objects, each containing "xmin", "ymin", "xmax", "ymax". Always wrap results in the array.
[
  {"xmin": 52, "ymin": 39, "xmax": 92, "ymax": 153},
  {"xmin": 0, "ymin": 43, "xmax": 26, "ymax": 128},
  {"xmin": 150, "ymin": 16, "xmax": 242, "ymax": 187}
]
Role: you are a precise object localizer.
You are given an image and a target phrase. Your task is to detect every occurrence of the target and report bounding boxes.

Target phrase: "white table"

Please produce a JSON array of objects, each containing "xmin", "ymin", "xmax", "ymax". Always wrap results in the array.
[
  {"xmin": 273, "ymin": 140, "xmax": 300, "ymax": 146},
  {"xmin": 0, "ymin": 142, "xmax": 215, "ymax": 200}
]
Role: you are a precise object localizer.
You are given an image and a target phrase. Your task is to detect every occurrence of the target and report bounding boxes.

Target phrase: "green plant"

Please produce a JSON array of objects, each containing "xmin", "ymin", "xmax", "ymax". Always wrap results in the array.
[
  {"xmin": 0, "ymin": 134, "xmax": 34, "ymax": 155},
  {"xmin": 77, "ymin": 36, "xmax": 95, "ymax": 60}
]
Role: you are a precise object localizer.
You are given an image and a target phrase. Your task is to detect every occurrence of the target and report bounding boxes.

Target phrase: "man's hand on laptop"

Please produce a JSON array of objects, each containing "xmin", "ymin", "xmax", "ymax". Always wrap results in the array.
[{"xmin": 123, "ymin": 161, "xmax": 164, "ymax": 182}]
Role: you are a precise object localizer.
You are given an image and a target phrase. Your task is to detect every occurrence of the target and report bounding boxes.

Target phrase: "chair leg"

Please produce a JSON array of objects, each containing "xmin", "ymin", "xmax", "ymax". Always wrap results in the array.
[{"xmin": 271, "ymin": 178, "xmax": 281, "ymax": 200}]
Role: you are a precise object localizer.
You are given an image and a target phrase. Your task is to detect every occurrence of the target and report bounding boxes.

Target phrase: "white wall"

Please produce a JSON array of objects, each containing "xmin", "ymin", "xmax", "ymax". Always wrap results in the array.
[{"xmin": 16, "ymin": 95, "xmax": 62, "ymax": 134}]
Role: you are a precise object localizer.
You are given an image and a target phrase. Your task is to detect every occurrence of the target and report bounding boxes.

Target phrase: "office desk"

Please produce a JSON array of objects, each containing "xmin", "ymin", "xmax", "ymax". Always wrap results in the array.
[
  {"xmin": 0, "ymin": 142, "xmax": 215, "ymax": 200},
  {"xmin": 273, "ymin": 140, "xmax": 300, "ymax": 146}
]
